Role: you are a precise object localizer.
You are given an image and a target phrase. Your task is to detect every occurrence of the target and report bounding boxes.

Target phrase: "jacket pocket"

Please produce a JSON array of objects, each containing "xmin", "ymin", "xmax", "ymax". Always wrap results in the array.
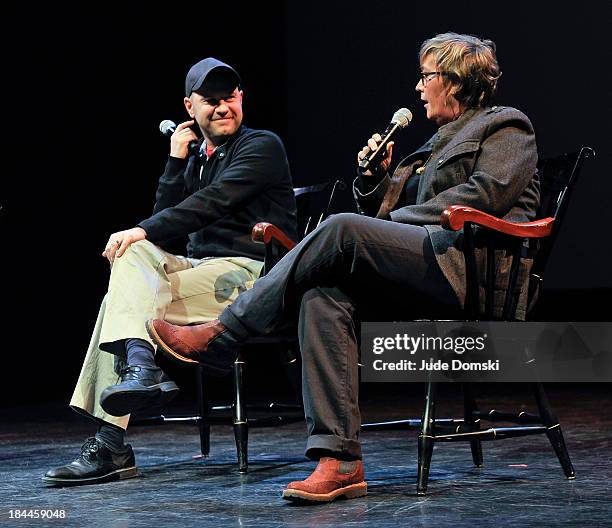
[{"xmin": 436, "ymin": 140, "xmax": 481, "ymax": 170}]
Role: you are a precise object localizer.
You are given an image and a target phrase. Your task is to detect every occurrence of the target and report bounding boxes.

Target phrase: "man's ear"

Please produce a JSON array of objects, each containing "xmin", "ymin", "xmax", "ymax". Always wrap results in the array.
[{"xmin": 184, "ymin": 96, "xmax": 194, "ymax": 118}]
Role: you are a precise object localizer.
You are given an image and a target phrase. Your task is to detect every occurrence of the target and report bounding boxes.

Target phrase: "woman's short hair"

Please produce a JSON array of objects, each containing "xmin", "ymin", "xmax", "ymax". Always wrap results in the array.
[{"xmin": 419, "ymin": 32, "xmax": 501, "ymax": 108}]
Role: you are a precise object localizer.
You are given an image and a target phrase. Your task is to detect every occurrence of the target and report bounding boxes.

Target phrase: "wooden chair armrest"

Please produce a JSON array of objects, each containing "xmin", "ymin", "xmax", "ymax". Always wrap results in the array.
[
  {"xmin": 252, "ymin": 222, "xmax": 297, "ymax": 251},
  {"xmin": 441, "ymin": 205, "xmax": 554, "ymax": 238}
]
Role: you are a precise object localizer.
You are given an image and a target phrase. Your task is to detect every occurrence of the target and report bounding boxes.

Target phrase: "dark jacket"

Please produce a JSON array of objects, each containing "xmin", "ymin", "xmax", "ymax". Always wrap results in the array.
[
  {"xmin": 139, "ymin": 126, "xmax": 297, "ymax": 261},
  {"xmin": 354, "ymin": 106, "xmax": 540, "ymax": 320}
]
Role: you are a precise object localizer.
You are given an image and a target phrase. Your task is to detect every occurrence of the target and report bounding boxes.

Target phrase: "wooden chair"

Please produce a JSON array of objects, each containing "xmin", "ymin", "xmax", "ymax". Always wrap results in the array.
[
  {"xmin": 223, "ymin": 179, "xmax": 347, "ymax": 471},
  {"xmin": 415, "ymin": 146, "xmax": 595, "ymax": 494}
]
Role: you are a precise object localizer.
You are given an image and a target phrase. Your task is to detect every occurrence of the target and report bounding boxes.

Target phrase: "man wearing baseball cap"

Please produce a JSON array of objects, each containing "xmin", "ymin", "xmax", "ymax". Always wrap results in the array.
[{"xmin": 43, "ymin": 58, "xmax": 297, "ymax": 486}]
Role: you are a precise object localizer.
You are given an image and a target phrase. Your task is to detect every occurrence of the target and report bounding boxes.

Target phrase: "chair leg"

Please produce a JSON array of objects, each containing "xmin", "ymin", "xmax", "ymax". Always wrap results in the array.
[
  {"xmin": 463, "ymin": 383, "xmax": 483, "ymax": 467},
  {"xmin": 533, "ymin": 383, "xmax": 575, "ymax": 479},
  {"xmin": 233, "ymin": 354, "xmax": 248, "ymax": 473},
  {"xmin": 196, "ymin": 366, "xmax": 210, "ymax": 457},
  {"xmin": 417, "ymin": 381, "xmax": 437, "ymax": 495}
]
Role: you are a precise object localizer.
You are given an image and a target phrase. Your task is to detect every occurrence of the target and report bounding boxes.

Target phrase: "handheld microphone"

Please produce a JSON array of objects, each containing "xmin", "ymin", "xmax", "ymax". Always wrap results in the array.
[
  {"xmin": 358, "ymin": 108, "xmax": 412, "ymax": 173},
  {"xmin": 159, "ymin": 119, "xmax": 201, "ymax": 156}
]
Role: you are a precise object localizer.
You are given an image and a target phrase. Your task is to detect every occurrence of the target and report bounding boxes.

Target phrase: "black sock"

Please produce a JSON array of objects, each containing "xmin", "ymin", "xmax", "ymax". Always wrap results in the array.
[
  {"xmin": 125, "ymin": 338, "xmax": 156, "ymax": 369},
  {"xmin": 95, "ymin": 421, "xmax": 126, "ymax": 451}
]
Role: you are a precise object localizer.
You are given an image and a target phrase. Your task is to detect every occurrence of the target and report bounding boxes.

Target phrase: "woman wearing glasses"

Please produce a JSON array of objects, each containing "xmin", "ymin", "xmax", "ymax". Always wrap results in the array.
[{"xmin": 147, "ymin": 32, "xmax": 540, "ymax": 502}]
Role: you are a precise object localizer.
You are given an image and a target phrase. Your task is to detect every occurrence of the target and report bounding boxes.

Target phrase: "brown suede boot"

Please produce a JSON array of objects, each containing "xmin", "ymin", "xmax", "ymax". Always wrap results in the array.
[
  {"xmin": 282, "ymin": 457, "xmax": 367, "ymax": 502},
  {"xmin": 146, "ymin": 319, "xmax": 239, "ymax": 375}
]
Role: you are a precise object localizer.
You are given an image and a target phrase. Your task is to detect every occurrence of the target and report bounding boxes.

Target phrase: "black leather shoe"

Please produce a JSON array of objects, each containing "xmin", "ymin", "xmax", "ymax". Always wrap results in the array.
[
  {"xmin": 99, "ymin": 365, "xmax": 179, "ymax": 417},
  {"xmin": 42, "ymin": 437, "xmax": 137, "ymax": 486}
]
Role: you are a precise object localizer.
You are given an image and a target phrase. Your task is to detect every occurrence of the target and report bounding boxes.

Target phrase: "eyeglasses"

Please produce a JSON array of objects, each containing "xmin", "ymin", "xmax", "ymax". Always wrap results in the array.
[{"xmin": 418, "ymin": 71, "xmax": 443, "ymax": 86}]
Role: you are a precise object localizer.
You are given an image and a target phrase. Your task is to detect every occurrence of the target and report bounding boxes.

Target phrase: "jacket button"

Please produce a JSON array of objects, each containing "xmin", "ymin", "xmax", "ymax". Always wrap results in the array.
[{"xmin": 218, "ymin": 152, "xmax": 225, "ymax": 158}]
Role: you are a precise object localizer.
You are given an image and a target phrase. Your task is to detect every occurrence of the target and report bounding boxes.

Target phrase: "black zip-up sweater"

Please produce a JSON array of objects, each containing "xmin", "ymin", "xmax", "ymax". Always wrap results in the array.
[{"xmin": 139, "ymin": 126, "xmax": 297, "ymax": 260}]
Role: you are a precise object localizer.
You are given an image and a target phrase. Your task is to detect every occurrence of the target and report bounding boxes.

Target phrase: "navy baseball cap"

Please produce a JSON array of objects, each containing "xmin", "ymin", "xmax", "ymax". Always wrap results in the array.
[{"xmin": 185, "ymin": 57, "xmax": 241, "ymax": 96}]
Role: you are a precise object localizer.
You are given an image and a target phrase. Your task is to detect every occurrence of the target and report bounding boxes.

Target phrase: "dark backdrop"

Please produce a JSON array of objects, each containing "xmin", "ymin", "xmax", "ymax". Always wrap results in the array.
[{"xmin": 2, "ymin": 3, "xmax": 610, "ymax": 407}]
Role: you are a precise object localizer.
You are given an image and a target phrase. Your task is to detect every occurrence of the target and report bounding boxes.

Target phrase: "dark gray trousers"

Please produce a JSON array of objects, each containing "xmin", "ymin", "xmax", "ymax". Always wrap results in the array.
[{"xmin": 219, "ymin": 213, "xmax": 460, "ymax": 459}]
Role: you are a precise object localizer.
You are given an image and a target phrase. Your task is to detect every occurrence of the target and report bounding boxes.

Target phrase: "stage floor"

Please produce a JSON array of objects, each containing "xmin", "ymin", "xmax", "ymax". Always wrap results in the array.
[{"xmin": 1, "ymin": 385, "xmax": 610, "ymax": 527}]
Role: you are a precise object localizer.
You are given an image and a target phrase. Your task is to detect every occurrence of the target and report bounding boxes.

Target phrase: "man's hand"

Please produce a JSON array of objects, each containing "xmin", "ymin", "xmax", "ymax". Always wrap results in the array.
[
  {"xmin": 102, "ymin": 227, "xmax": 147, "ymax": 265},
  {"xmin": 357, "ymin": 133, "xmax": 394, "ymax": 177},
  {"xmin": 170, "ymin": 119, "xmax": 199, "ymax": 158}
]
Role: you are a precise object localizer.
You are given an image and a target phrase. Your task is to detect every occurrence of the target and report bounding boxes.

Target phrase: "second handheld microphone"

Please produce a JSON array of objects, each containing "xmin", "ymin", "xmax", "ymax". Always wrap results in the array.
[{"xmin": 358, "ymin": 108, "xmax": 412, "ymax": 173}]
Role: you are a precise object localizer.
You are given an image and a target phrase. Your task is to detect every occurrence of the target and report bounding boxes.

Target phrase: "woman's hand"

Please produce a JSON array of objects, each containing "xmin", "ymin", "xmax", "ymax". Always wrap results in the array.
[{"xmin": 357, "ymin": 133, "xmax": 394, "ymax": 177}]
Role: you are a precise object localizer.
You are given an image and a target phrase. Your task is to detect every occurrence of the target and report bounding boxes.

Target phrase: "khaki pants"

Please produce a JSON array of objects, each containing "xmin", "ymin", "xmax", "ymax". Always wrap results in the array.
[{"xmin": 70, "ymin": 240, "xmax": 262, "ymax": 430}]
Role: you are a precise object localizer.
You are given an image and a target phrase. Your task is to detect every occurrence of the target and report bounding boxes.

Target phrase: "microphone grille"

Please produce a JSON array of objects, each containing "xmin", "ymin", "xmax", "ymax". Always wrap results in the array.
[
  {"xmin": 159, "ymin": 119, "xmax": 177, "ymax": 136},
  {"xmin": 391, "ymin": 108, "xmax": 412, "ymax": 128}
]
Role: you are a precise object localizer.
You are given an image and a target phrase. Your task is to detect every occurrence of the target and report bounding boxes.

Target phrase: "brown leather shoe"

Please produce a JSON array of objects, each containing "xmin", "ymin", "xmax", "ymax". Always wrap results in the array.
[
  {"xmin": 282, "ymin": 457, "xmax": 367, "ymax": 502},
  {"xmin": 146, "ymin": 319, "xmax": 239, "ymax": 375}
]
